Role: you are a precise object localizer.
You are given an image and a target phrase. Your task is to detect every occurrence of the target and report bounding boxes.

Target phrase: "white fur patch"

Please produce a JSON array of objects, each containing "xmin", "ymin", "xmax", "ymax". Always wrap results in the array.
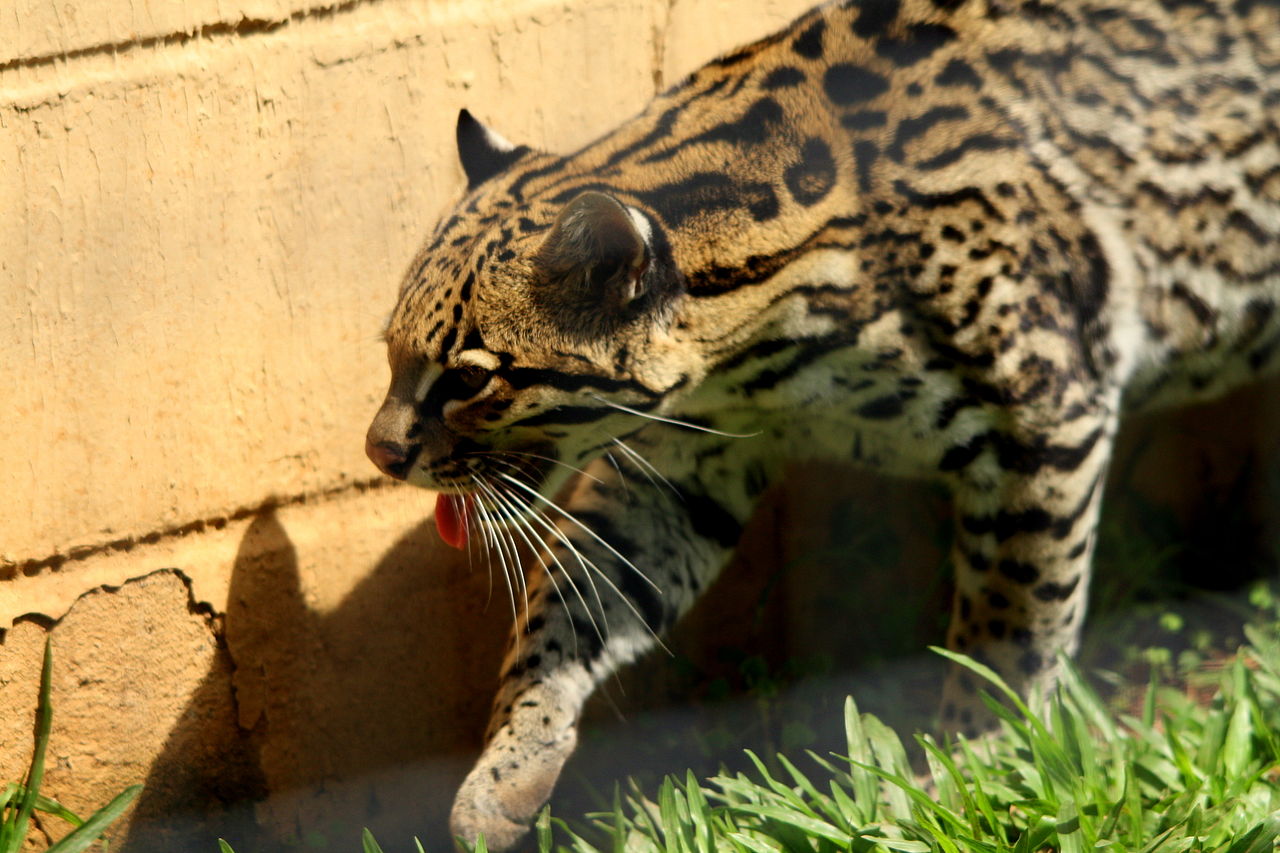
[
  {"xmin": 415, "ymin": 363, "xmax": 444, "ymax": 402},
  {"xmin": 481, "ymin": 123, "xmax": 517, "ymax": 153},
  {"xmin": 455, "ymin": 349, "xmax": 501, "ymax": 371},
  {"xmin": 625, "ymin": 205, "xmax": 653, "ymax": 248}
]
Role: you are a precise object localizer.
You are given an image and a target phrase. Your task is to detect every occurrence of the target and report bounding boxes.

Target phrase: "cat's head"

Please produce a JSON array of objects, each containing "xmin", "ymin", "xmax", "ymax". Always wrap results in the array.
[{"xmin": 365, "ymin": 111, "xmax": 690, "ymax": 507}]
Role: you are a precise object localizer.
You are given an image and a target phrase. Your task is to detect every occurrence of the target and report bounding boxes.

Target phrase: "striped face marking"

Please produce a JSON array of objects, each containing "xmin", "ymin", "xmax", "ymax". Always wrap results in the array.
[
  {"xmin": 414, "ymin": 363, "xmax": 445, "ymax": 403},
  {"xmin": 453, "ymin": 349, "xmax": 501, "ymax": 373}
]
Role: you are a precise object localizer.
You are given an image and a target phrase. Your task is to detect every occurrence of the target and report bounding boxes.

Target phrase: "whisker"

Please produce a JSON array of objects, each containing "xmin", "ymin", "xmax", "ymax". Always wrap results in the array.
[
  {"xmin": 485, "ymin": 482, "xmax": 603, "ymax": 656},
  {"xmin": 610, "ymin": 437, "xmax": 682, "ymax": 499},
  {"xmin": 483, "ymin": 456, "xmax": 550, "ymax": 491},
  {"xmin": 494, "ymin": 475, "xmax": 672, "ymax": 652},
  {"xmin": 472, "ymin": 491, "xmax": 521, "ymax": 653},
  {"xmin": 490, "ymin": 479, "xmax": 612, "ymax": 642},
  {"xmin": 458, "ymin": 488, "xmax": 477, "ymax": 575},
  {"xmin": 603, "ymin": 451, "xmax": 630, "ymax": 497},
  {"xmin": 587, "ymin": 393, "xmax": 760, "ymax": 438},
  {"xmin": 472, "ymin": 449, "xmax": 604, "ymax": 485},
  {"xmin": 497, "ymin": 472, "xmax": 662, "ymax": 593},
  {"xmin": 475, "ymin": 478, "xmax": 532, "ymax": 620},
  {"xmin": 466, "ymin": 450, "xmax": 544, "ymax": 485},
  {"xmin": 489, "ymin": 490, "xmax": 531, "ymax": 622}
]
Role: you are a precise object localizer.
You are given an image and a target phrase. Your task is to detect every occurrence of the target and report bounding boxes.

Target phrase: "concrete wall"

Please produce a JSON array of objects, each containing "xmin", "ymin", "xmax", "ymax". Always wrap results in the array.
[{"xmin": 0, "ymin": 0, "xmax": 819, "ymax": 848}]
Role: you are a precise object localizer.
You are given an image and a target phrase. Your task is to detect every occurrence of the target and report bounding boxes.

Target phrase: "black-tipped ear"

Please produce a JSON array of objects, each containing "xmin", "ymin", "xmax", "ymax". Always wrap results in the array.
[
  {"xmin": 534, "ymin": 192, "xmax": 652, "ymax": 311},
  {"xmin": 456, "ymin": 109, "xmax": 529, "ymax": 188}
]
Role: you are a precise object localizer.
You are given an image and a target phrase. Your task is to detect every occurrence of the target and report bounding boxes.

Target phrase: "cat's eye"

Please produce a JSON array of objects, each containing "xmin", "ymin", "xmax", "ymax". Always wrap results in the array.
[{"xmin": 455, "ymin": 364, "xmax": 493, "ymax": 391}]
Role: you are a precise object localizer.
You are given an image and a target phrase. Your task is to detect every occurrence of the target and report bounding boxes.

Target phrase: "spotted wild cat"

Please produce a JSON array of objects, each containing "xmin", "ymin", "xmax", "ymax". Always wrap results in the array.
[{"xmin": 364, "ymin": 0, "xmax": 1280, "ymax": 847}]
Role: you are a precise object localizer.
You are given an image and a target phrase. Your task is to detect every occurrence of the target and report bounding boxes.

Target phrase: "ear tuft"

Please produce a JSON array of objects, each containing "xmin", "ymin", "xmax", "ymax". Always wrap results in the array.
[
  {"xmin": 456, "ymin": 109, "xmax": 529, "ymax": 188},
  {"xmin": 535, "ymin": 192, "xmax": 652, "ymax": 311}
]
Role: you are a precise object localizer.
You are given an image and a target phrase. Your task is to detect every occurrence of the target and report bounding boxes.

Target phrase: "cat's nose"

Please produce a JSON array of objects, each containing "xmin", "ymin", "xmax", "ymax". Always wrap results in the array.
[{"xmin": 366, "ymin": 437, "xmax": 412, "ymax": 480}]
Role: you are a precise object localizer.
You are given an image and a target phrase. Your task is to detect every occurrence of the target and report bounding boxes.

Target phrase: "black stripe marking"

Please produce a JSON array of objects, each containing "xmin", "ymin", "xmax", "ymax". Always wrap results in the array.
[
  {"xmin": 889, "ymin": 105, "xmax": 970, "ymax": 163},
  {"xmin": 997, "ymin": 559, "xmax": 1040, "ymax": 584},
  {"xmin": 676, "ymin": 485, "xmax": 744, "ymax": 549},
  {"xmin": 500, "ymin": 366, "xmax": 669, "ymax": 397},
  {"xmin": 989, "ymin": 427, "xmax": 1104, "ymax": 475},
  {"xmin": 851, "ymin": 0, "xmax": 901, "ymax": 39},
  {"xmin": 893, "ymin": 179, "xmax": 1006, "ymax": 221},
  {"xmin": 841, "ymin": 110, "xmax": 888, "ymax": 131},
  {"xmin": 643, "ymin": 98, "xmax": 785, "ymax": 164},
  {"xmin": 934, "ymin": 57, "xmax": 982, "ymax": 88},
  {"xmin": 824, "ymin": 64, "xmax": 891, "ymax": 106},
  {"xmin": 740, "ymin": 330, "xmax": 862, "ymax": 392},
  {"xmin": 916, "ymin": 133, "xmax": 1019, "ymax": 170},
  {"xmin": 506, "ymin": 157, "xmax": 569, "ymax": 202},
  {"xmin": 784, "ymin": 137, "xmax": 837, "ymax": 207},
  {"xmin": 938, "ymin": 433, "xmax": 987, "ymax": 471},
  {"xmin": 762, "ymin": 66, "xmax": 806, "ymax": 89},
  {"xmin": 792, "ymin": 19, "xmax": 826, "ymax": 58},
  {"xmin": 507, "ymin": 406, "xmax": 616, "ymax": 428},
  {"xmin": 631, "ymin": 172, "xmax": 780, "ymax": 227},
  {"xmin": 875, "ymin": 23, "xmax": 957, "ymax": 67},
  {"xmin": 1033, "ymin": 575, "xmax": 1080, "ymax": 601},
  {"xmin": 857, "ymin": 393, "xmax": 910, "ymax": 419}
]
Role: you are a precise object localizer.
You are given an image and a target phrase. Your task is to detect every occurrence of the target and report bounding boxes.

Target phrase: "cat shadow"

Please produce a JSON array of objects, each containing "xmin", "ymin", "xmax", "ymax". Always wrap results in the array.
[
  {"xmin": 122, "ymin": 507, "xmax": 509, "ymax": 853},
  {"xmin": 117, "ymin": 478, "xmax": 952, "ymax": 853}
]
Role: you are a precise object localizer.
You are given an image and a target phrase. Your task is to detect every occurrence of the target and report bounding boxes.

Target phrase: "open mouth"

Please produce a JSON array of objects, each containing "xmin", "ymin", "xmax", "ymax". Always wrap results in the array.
[
  {"xmin": 434, "ymin": 493, "xmax": 472, "ymax": 550},
  {"xmin": 431, "ymin": 449, "xmax": 559, "ymax": 550}
]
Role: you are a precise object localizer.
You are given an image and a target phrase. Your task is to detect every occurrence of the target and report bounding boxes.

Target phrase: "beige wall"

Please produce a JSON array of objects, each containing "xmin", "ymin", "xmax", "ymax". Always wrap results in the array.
[{"xmin": 0, "ymin": 0, "xmax": 817, "ymax": 848}]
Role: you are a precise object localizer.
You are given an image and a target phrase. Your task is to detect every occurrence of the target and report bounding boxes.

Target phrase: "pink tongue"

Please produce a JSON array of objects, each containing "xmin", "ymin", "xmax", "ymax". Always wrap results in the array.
[{"xmin": 435, "ymin": 494, "xmax": 471, "ymax": 550}]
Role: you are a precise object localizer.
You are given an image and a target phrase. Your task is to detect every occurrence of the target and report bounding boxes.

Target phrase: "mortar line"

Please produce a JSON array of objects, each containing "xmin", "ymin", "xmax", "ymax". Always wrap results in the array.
[
  {"xmin": 0, "ymin": 0, "xmax": 379, "ymax": 76},
  {"xmin": 1, "ymin": 477, "xmax": 398, "ymax": 582}
]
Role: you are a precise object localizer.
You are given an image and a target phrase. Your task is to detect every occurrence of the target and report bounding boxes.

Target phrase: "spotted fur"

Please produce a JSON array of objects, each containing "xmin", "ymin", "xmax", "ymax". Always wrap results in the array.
[{"xmin": 365, "ymin": 0, "xmax": 1280, "ymax": 847}]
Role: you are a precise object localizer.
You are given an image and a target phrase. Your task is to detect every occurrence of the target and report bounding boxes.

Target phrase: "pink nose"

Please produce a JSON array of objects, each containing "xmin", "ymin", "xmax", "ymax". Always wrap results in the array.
[{"xmin": 365, "ymin": 437, "xmax": 412, "ymax": 480}]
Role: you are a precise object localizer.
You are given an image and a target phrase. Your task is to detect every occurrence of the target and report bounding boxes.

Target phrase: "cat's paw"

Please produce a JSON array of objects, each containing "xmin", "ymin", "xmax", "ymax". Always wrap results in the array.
[
  {"xmin": 449, "ymin": 726, "xmax": 576, "ymax": 851},
  {"xmin": 450, "ymin": 783, "xmax": 532, "ymax": 852}
]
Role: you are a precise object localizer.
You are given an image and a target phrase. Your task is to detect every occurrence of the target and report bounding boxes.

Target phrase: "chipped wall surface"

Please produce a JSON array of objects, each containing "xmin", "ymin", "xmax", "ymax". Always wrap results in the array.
[{"xmin": 1, "ymin": 0, "xmax": 816, "ymax": 848}]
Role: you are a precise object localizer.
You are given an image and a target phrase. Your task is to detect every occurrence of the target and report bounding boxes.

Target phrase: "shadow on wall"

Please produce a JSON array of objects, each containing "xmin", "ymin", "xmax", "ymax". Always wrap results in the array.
[
  {"xmin": 123, "ymin": 510, "xmax": 509, "ymax": 853},
  {"xmin": 117, "ymin": 480, "xmax": 953, "ymax": 853}
]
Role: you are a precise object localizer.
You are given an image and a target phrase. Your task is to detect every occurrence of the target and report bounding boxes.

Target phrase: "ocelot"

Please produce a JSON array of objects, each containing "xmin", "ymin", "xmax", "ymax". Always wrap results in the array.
[{"xmin": 365, "ymin": 0, "xmax": 1280, "ymax": 847}]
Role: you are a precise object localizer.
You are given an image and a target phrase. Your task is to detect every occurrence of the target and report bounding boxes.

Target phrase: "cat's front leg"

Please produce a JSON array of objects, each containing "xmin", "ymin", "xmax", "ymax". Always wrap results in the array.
[
  {"xmin": 449, "ymin": 459, "xmax": 743, "ymax": 850},
  {"xmin": 938, "ymin": 402, "xmax": 1118, "ymax": 734}
]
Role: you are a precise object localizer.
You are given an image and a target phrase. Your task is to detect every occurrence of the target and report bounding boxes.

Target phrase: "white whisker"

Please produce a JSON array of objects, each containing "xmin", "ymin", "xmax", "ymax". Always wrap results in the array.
[
  {"xmin": 474, "ymin": 449, "xmax": 604, "ymax": 485},
  {"xmin": 490, "ymin": 479, "xmax": 613, "ymax": 641},
  {"xmin": 497, "ymin": 471, "xmax": 662, "ymax": 591},
  {"xmin": 484, "ymin": 481, "xmax": 603, "ymax": 656},
  {"xmin": 475, "ymin": 478, "xmax": 533, "ymax": 619},
  {"xmin": 494, "ymin": 475, "xmax": 672, "ymax": 651},
  {"xmin": 587, "ymin": 393, "xmax": 760, "ymax": 438},
  {"xmin": 603, "ymin": 451, "xmax": 630, "ymax": 496},
  {"xmin": 472, "ymin": 491, "xmax": 521, "ymax": 651},
  {"xmin": 610, "ymin": 437, "xmax": 682, "ymax": 499}
]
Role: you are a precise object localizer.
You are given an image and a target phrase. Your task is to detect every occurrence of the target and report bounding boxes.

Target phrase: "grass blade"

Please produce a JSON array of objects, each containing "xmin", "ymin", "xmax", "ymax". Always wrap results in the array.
[
  {"xmin": 44, "ymin": 785, "xmax": 141, "ymax": 853},
  {"xmin": 6, "ymin": 639, "xmax": 55, "ymax": 853}
]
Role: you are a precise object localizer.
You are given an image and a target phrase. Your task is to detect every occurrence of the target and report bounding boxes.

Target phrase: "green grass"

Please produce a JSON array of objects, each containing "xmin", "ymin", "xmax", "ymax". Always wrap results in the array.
[
  {"xmin": 537, "ymin": 640, "xmax": 1280, "ymax": 853},
  {"xmin": 1, "ymin": 639, "xmax": 141, "ymax": 853}
]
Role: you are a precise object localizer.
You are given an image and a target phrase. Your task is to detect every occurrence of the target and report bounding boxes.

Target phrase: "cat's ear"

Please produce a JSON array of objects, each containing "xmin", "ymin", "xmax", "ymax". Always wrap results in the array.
[
  {"xmin": 456, "ymin": 109, "xmax": 530, "ymax": 188},
  {"xmin": 534, "ymin": 191, "xmax": 652, "ymax": 310}
]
